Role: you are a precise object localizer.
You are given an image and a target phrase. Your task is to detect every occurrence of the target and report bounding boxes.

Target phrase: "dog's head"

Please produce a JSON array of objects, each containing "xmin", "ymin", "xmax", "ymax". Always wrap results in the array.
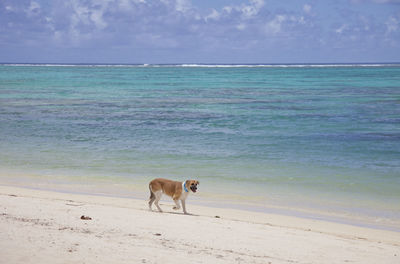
[{"xmin": 186, "ymin": 180, "xmax": 199, "ymax": 193}]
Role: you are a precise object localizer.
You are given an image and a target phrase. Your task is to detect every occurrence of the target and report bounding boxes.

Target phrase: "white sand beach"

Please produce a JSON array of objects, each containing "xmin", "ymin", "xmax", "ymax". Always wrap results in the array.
[{"xmin": 0, "ymin": 185, "xmax": 399, "ymax": 264}]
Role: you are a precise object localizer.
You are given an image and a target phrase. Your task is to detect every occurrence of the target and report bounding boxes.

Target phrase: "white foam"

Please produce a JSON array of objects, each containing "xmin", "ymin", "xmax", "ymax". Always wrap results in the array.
[{"xmin": 178, "ymin": 63, "xmax": 398, "ymax": 68}]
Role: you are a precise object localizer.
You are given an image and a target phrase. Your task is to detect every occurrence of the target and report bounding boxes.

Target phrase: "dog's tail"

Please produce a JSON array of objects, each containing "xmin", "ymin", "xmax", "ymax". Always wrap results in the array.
[{"xmin": 149, "ymin": 183, "xmax": 155, "ymax": 201}]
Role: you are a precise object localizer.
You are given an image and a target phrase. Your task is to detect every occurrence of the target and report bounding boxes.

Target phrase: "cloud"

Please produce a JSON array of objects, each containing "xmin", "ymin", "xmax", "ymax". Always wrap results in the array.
[
  {"xmin": 174, "ymin": 0, "xmax": 191, "ymax": 13},
  {"xmin": 70, "ymin": 0, "xmax": 109, "ymax": 30},
  {"xmin": 242, "ymin": 0, "xmax": 265, "ymax": 19},
  {"xmin": 222, "ymin": 0, "xmax": 265, "ymax": 19},
  {"xmin": 236, "ymin": 23, "xmax": 246, "ymax": 31},
  {"xmin": 265, "ymin": 15, "xmax": 286, "ymax": 35},
  {"xmin": 303, "ymin": 4, "xmax": 312, "ymax": 14},
  {"xmin": 204, "ymin": 9, "xmax": 220, "ymax": 22},
  {"xmin": 385, "ymin": 16, "xmax": 399, "ymax": 34},
  {"xmin": 335, "ymin": 24, "xmax": 348, "ymax": 34},
  {"xmin": 26, "ymin": 1, "xmax": 40, "ymax": 16}
]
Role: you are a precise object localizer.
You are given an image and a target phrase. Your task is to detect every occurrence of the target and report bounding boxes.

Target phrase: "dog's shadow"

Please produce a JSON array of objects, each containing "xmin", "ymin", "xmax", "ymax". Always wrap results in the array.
[
  {"xmin": 165, "ymin": 211, "xmax": 199, "ymax": 216},
  {"xmin": 148, "ymin": 203, "xmax": 199, "ymax": 216},
  {"xmin": 151, "ymin": 209, "xmax": 198, "ymax": 216}
]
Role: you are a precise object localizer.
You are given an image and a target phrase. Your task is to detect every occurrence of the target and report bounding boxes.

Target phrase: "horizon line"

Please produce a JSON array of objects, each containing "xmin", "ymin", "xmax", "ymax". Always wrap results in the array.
[{"xmin": 1, "ymin": 62, "xmax": 400, "ymax": 67}]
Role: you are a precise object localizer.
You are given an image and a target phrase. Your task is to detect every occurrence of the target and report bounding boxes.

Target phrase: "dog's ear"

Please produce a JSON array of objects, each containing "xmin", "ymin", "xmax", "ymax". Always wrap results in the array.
[{"xmin": 196, "ymin": 181, "xmax": 200, "ymax": 185}]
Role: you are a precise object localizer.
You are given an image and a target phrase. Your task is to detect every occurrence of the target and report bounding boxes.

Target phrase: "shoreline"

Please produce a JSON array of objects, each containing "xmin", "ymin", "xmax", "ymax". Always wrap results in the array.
[
  {"xmin": 1, "ymin": 174, "xmax": 400, "ymax": 232},
  {"xmin": 1, "ymin": 184, "xmax": 399, "ymax": 264},
  {"xmin": 1, "ymin": 183, "xmax": 399, "ymax": 235}
]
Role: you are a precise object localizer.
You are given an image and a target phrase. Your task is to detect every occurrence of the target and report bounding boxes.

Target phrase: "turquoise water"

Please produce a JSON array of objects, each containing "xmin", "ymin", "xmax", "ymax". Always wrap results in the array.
[{"xmin": 1, "ymin": 64, "xmax": 399, "ymax": 228}]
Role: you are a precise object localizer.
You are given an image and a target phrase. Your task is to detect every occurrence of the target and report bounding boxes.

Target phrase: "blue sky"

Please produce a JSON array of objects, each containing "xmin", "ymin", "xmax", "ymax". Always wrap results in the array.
[{"xmin": 1, "ymin": 0, "xmax": 399, "ymax": 63}]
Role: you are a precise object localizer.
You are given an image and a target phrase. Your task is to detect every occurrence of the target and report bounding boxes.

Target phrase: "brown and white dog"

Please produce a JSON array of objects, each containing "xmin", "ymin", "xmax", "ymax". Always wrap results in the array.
[{"xmin": 148, "ymin": 178, "xmax": 199, "ymax": 214}]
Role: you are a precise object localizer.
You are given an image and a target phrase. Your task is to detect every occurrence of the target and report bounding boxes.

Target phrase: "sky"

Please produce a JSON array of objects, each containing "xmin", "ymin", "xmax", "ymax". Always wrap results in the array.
[{"xmin": 1, "ymin": 0, "xmax": 400, "ymax": 64}]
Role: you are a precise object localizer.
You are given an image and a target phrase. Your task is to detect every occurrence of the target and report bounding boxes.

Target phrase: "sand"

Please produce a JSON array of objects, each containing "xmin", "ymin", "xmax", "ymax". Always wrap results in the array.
[{"xmin": 0, "ymin": 185, "xmax": 399, "ymax": 264}]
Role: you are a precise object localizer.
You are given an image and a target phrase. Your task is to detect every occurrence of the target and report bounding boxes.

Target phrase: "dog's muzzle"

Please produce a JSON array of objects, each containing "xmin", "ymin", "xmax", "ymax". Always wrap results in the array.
[{"xmin": 190, "ymin": 185, "xmax": 197, "ymax": 193}]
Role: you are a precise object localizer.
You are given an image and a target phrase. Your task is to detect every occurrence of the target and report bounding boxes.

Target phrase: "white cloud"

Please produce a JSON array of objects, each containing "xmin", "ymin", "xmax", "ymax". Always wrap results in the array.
[
  {"xmin": 91, "ymin": 9, "xmax": 107, "ymax": 29},
  {"xmin": 29, "ymin": 1, "xmax": 40, "ymax": 11},
  {"xmin": 222, "ymin": 0, "xmax": 265, "ymax": 20},
  {"xmin": 25, "ymin": 1, "xmax": 40, "ymax": 16},
  {"xmin": 175, "ymin": 0, "xmax": 191, "ymax": 13},
  {"xmin": 265, "ymin": 15, "xmax": 286, "ymax": 35},
  {"xmin": 236, "ymin": 23, "xmax": 246, "ymax": 30},
  {"xmin": 250, "ymin": 0, "xmax": 265, "ymax": 9},
  {"xmin": 303, "ymin": 4, "xmax": 312, "ymax": 14},
  {"xmin": 70, "ymin": 0, "xmax": 110, "ymax": 30},
  {"xmin": 118, "ymin": 0, "xmax": 135, "ymax": 10},
  {"xmin": 385, "ymin": 16, "xmax": 399, "ymax": 34},
  {"xmin": 241, "ymin": 0, "xmax": 265, "ymax": 19},
  {"xmin": 222, "ymin": 6, "xmax": 233, "ymax": 14},
  {"xmin": 70, "ymin": 3, "xmax": 90, "ymax": 26},
  {"xmin": 205, "ymin": 9, "xmax": 220, "ymax": 22},
  {"xmin": 55, "ymin": 0, "xmax": 113, "ymax": 46},
  {"xmin": 335, "ymin": 24, "xmax": 348, "ymax": 34},
  {"xmin": 241, "ymin": 5, "xmax": 257, "ymax": 19}
]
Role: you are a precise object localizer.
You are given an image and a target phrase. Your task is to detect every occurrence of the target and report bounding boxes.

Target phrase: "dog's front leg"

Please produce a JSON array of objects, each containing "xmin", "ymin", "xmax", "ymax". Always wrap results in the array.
[{"xmin": 181, "ymin": 199, "xmax": 188, "ymax": 214}]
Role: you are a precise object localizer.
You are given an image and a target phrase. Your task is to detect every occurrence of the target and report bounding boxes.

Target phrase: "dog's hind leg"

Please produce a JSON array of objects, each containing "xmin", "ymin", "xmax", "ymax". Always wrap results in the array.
[
  {"xmin": 148, "ymin": 185, "xmax": 156, "ymax": 211},
  {"xmin": 154, "ymin": 191, "xmax": 163, "ymax": 212},
  {"xmin": 173, "ymin": 199, "xmax": 181, "ymax": 210}
]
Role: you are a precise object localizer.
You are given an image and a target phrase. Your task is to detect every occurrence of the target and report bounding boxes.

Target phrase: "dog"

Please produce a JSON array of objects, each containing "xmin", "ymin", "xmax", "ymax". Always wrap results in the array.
[{"xmin": 148, "ymin": 178, "xmax": 199, "ymax": 214}]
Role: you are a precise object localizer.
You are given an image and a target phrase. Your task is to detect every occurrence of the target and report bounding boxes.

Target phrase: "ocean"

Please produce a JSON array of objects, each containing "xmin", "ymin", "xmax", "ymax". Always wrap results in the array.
[{"xmin": 1, "ymin": 64, "xmax": 399, "ymax": 230}]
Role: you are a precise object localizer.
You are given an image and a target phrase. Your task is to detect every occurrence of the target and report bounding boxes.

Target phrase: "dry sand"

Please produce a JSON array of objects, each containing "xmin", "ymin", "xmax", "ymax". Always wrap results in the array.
[{"xmin": 0, "ymin": 185, "xmax": 399, "ymax": 264}]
